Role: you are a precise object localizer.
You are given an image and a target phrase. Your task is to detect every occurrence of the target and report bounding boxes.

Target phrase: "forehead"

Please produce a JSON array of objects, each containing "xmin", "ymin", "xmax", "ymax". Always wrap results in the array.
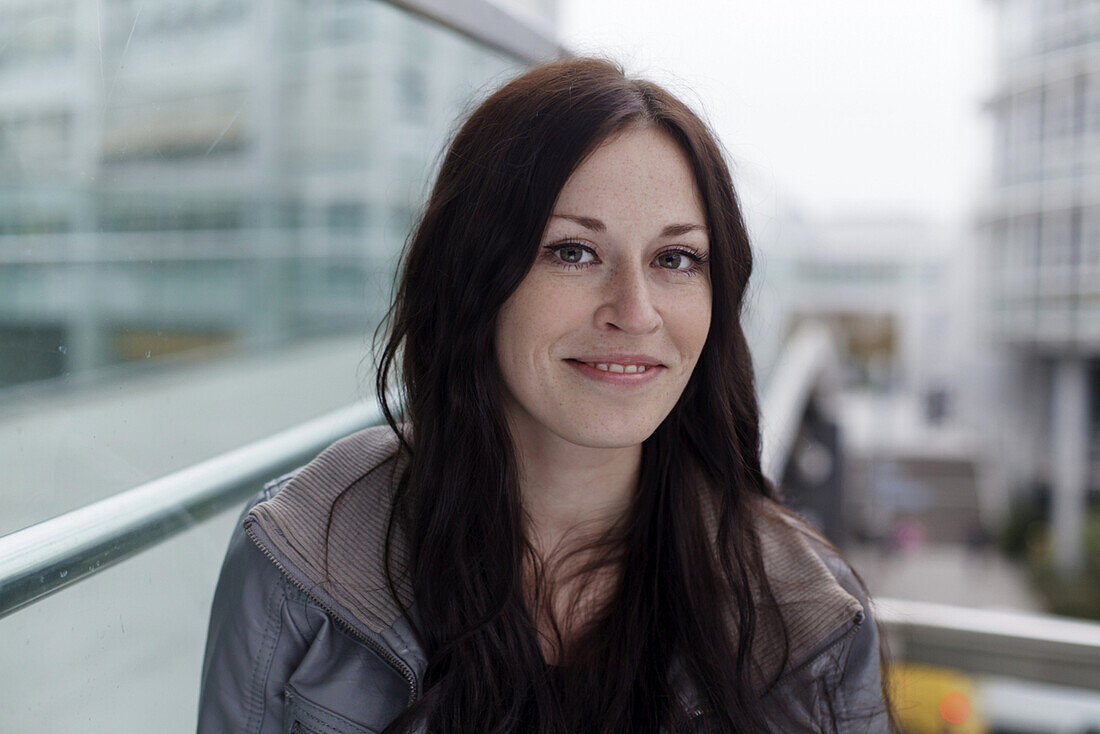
[{"xmin": 550, "ymin": 127, "xmax": 706, "ymax": 231}]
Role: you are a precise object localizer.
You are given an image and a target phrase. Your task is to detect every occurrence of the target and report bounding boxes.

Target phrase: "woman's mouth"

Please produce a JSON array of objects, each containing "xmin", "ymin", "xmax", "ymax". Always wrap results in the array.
[{"xmin": 565, "ymin": 359, "xmax": 664, "ymax": 385}]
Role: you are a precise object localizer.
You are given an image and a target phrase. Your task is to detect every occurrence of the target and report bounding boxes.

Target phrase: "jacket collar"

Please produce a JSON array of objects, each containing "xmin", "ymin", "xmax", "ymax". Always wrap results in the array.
[{"xmin": 247, "ymin": 424, "xmax": 863, "ymax": 697}]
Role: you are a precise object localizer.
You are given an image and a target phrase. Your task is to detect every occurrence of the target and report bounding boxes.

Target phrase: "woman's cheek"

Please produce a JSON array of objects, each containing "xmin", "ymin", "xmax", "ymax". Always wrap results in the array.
[{"xmin": 665, "ymin": 282, "xmax": 710, "ymax": 332}]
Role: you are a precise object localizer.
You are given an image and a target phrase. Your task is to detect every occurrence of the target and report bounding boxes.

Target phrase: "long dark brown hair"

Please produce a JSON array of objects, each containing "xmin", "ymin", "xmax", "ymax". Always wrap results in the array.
[{"xmin": 372, "ymin": 56, "xmax": 893, "ymax": 733}]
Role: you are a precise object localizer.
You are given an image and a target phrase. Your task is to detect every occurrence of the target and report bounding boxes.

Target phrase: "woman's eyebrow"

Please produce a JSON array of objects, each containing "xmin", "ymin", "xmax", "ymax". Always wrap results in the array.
[{"xmin": 551, "ymin": 213, "xmax": 708, "ymax": 237}]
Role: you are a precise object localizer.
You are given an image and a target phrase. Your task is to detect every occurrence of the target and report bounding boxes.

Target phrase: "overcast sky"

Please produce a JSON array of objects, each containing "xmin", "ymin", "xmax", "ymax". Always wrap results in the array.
[{"xmin": 559, "ymin": 0, "xmax": 995, "ymax": 228}]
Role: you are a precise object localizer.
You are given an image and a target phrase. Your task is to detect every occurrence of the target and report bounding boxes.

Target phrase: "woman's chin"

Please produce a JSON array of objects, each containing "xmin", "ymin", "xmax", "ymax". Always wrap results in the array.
[{"xmin": 553, "ymin": 420, "xmax": 661, "ymax": 451}]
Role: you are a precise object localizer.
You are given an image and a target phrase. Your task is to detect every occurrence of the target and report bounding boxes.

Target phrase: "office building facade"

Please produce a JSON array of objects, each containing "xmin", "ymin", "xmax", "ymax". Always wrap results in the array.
[{"xmin": 981, "ymin": 0, "xmax": 1100, "ymax": 571}]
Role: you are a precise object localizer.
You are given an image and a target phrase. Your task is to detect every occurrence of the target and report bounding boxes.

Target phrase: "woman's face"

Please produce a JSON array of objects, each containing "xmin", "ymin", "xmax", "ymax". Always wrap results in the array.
[{"xmin": 496, "ymin": 126, "xmax": 712, "ymax": 451}]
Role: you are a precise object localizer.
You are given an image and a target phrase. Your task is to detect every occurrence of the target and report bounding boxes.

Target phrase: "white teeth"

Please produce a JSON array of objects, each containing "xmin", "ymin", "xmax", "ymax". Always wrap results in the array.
[{"xmin": 585, "ymin": 362, "xmax": 650, "ymax": 373}]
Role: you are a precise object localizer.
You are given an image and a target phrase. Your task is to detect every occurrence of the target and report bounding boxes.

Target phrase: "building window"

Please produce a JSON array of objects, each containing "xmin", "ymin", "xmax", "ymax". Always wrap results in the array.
[
  {"xmin": 1045, "ymin": 80, "xmax": 1077, "ymax": 141},
  {"xmin": 1085, "ymin": 75, "xmax": 1100, "ymax": 136},
  {"xmin": 0, "ymin": 0, "xmax": 75, "ymax": 67},
  {"xmin": 1041, "ymin": 209, "xmax": 1073, "ymax": 268},
  {"xmin": 1083, "ymin": 206, "xmax": 1100, "ymax": 269},
  {"xmin": 327, "ymin": 202, "xmax": 367, "ymax": 232},
  {"xmin": 1015, "ymin": 90, "xmax": 1044, "ymax": 145},
  {"xmin": 398, "ymin": 65, "xmax": 427, "ymax": 123}
]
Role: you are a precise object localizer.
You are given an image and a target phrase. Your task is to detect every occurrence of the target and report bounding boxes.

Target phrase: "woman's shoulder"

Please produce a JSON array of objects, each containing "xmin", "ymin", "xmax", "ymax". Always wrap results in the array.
[
  {"xmin": 201, "ymin": 423, "xmax": 420, "ymax": 733},
  {"xmin": 752, "ymin": 495, "xmax": 867, "ymax": 606},
  {"xmin": 701, "ymin": 490, "xmax": 868, "ymax": 614},
  {"xmin": 749, "ymin": 497, "xmax": 890, "ymax": 728},
  {"xmin": 253, "ymin": 422, "xmax": 406, "ymax": 527},
  {"xmin": 744, "ymin": 495, "xmax": 871, "ymax": 683},
  {"xmin": 240, "ymin": 421, "xmax": 414, "ymax": 633}
]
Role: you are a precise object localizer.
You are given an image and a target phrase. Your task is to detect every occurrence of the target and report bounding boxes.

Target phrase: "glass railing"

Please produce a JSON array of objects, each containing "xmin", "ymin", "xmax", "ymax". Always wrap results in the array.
[
  {"xmin": 0, "ymin": 399, "xmax": 385, "ymax": 732},
  {"xmin": 0, "ymin": 0, "xmax": 559, "ymax": 532},
  {"xmin": 0, "ymin": 0, "xmax": 562, "ymax": 729}
]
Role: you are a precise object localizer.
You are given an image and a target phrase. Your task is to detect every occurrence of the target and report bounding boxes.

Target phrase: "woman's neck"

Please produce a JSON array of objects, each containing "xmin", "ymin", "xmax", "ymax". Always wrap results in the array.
[
  {"xmin": 511, "ymin": 429, "xmax": 641, "ymax": 558},
  {"xmin": 507, "ymin": 424, "xmax": 640, "ymax": 665}
]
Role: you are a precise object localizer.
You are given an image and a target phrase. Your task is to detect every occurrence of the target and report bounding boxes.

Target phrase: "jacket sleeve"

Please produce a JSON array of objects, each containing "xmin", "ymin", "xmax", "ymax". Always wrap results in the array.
[
  {"xmin": 833, "ymin": 596, "xmax": 891, "ymax": 733},
  {"xmin": 197, "ymin": 480, "xmax": 313, "ymax": 734},
  {"xmin": 822, "ymin": 555, "xmax": 892, "ymax": 734}
]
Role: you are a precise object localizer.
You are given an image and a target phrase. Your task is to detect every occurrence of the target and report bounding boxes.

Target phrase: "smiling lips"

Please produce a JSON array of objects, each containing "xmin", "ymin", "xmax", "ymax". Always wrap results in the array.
[
  {"xmin": 571, "ymin": 354, "xmax": 661, "ymax": 366},
  {"xmin": 583, "ymin": 362, "xmax": 650, "ymax": 373},
  {"xmin": 566, "ymin": 357, "xmax": 664, "ymax": 384}
]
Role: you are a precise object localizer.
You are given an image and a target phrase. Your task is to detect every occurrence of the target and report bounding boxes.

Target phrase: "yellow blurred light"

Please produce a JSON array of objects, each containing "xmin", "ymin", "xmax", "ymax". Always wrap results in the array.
[{"xmin": 886, "ymin": 663, "xmax": 986, "ymax": 734}]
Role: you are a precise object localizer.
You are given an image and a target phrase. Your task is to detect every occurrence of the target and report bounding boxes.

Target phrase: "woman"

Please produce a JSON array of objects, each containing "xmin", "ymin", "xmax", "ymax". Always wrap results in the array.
[{"xmin": 198, "ymin": 56, "xmax": 895, "ymax": 733}]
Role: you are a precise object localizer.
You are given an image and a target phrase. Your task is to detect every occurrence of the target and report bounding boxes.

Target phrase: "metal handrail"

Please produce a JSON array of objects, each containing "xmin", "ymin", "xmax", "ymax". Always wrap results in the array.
[
  {"xmin": 389, "ymin": 0, "xmax": 567, "ymax": 62},
  {"xmin": 0, "ymin": 401, "xmax": 383, "ymax": 620},
  {"xmin": 874, "ymin": 597, "xmax": 1100, "ymax": 691}
]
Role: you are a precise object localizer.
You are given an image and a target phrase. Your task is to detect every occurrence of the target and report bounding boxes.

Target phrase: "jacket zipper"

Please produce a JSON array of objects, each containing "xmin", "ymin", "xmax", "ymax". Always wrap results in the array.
[{"xmin": 244, "ymin": 518, "xmax": 419, "ymax": 706}]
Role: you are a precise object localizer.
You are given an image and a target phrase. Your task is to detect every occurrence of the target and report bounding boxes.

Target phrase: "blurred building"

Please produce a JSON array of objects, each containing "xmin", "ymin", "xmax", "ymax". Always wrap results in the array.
[
  {"xmin": 0, "ymin": 4, "xmax": 563, "ymax": 731},
  {"xmin": 980, "ymin": 0, "xmax": 1100, "ymax": 572},
  {"xmin": 752, "ymin": 213, "xmax": 961, "ymax": 400},
  {"xmin": 0, "ymin": 0, "xmax": 545, "ymax": 391},
  {"xmin": 742, "ymin": 186, "xmax": 986, "ymax": 544}
]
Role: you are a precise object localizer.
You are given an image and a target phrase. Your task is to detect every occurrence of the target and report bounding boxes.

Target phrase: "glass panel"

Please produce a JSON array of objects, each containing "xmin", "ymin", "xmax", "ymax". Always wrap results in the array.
[
  {"xmin": 0, "ymin": 0, "xmax": 521, "ymax": 730},
  {"xmin": 0, "ymin": 0, "xmax": 518, "ymax": 535}
]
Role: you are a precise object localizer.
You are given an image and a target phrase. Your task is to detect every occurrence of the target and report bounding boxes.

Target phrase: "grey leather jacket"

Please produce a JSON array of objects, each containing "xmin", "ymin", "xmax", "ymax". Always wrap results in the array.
[{"xmin": 197, "ymin": 425, "xmax": 889, "ymax": 733}]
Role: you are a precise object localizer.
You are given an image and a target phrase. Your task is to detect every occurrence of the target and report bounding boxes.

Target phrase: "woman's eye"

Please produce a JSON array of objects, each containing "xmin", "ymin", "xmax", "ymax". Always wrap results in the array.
[
  {"xmin": 655, "ymin": 253, "xmax": 682, "ymax": 269},
  {"xmin": 546, "ymin": 243, "xmax": 704, "ymax": 273},
  {"xmin": 657, "ymin": 250, "xmax": 692, "ymax": 270},
  {"xmin": 553, "ymin": 244, "xmax": 594, "ymax": 264}
]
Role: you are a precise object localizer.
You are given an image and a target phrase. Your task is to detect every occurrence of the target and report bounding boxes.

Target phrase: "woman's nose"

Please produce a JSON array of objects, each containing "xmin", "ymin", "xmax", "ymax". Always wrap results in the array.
[{"xmin": 594, "ymin": 264, "xmax": 662, "ymax": 335}]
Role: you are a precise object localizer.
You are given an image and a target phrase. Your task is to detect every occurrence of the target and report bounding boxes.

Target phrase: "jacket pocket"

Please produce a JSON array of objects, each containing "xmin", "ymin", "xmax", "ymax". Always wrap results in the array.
[{"xmin": 284, "ymin": 684, "xmax": 381, "ymax": 734}]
